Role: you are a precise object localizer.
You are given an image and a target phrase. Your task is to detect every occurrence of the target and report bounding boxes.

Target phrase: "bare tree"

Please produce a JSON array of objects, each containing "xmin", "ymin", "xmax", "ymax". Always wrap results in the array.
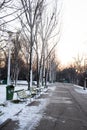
[
  {"xmin": 49, "ymin": 50, "xmax": 58, "ymax": 83},
  {"xmin": 20, "ymin": 0, "xmax": 44, "ymax": 89},
  {"xmin": 73, "ymin": 54, "xmax": 84, "ymax": 85},
  {"xmin": 38, "ymin": 0, "xmax": 61, "ymax": 86},
  {"xmin": 0, "ymin": 0, "xmax": 62, "ymax": 89},
  {"xmin": 73, "ymin": 54, "xmax": 83, "ymax": 73},
  {"xmin": 11, "ymin": 31, "xmax": 21, "ymax": 86}
]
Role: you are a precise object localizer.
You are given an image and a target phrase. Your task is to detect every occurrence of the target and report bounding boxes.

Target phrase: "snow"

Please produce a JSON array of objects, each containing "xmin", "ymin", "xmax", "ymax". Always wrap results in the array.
[
  {"xmin": 0, "ymin": 82, "xmax": 56, "ymax": 130},
  {"xmin": 74, "ymin": 84, "xmax": 87, "ymax": 94},
  {"xmin": 1, "ymin": 82, "xmax": 87, "ymax": 129},
  {"xmin": 14, "ymin": 99, "xmax": 47, "ymax": 130}
]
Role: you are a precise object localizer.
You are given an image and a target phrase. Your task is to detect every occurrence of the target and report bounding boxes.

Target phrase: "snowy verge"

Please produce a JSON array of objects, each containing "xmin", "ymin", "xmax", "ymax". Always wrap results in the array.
[
  {"xmin": 0, "ymin": 84, "xmax": 56, "ymax": 130},
  {"xmin": 74, "ymin": 84, "xmax": 87, "ymax": 94}
]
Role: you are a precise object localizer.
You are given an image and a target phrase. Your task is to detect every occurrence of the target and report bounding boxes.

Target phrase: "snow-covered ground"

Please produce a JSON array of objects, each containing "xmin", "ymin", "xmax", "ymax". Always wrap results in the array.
[
  {"xmin": 1, "ymin": 82, "xmax": 87, "ymax": 130},
  {"xmin": 74, "ymin": 84, "xmax": 87, "ymax": 94},
  {"xmin": 0, "ymin": 82, "xmax": 56, "ymax": 130}
]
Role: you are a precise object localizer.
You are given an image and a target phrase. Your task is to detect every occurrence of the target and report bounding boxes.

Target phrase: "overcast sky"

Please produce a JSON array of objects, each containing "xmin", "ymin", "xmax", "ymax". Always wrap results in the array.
[
  {"xmin": 56, "ymin": 0, "xmax": 87, "ymax": 66},
  {"xmin": 2, "ymin": 0, "xmax": 87, "ymax": 67}
]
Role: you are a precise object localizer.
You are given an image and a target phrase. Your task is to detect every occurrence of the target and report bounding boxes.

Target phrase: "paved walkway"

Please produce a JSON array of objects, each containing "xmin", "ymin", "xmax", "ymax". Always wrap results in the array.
[{"xmin": 33, "ymin": 83, "xmax": 87, "ymax": 130}]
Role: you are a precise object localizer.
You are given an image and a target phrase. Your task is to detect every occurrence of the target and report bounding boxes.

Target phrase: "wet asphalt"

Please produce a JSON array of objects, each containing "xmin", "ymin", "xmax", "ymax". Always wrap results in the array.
[{"xmin": 33, "ymin": 83, "xmax": 87, "ymax": 130}]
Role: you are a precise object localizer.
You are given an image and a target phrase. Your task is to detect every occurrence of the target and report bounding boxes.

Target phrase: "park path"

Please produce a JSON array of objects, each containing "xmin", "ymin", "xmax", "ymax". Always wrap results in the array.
[
  {"xmin": 33, "ymin": 83, "xmax": 87, "ymax": 130},
  {"xmin": 1, "ymin": 83, "xmax": 87, "ymax": 130}
]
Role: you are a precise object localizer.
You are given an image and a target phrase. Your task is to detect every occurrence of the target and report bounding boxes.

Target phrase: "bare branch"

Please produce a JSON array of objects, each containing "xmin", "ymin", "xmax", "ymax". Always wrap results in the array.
[
  {"xmin": 45, "ymin": 36, "xmax": 60, "ymax": 61},
  {"xmin": 0, "ymin": 7, "xmax": 23, "ymax": 19},
  {"xmin": 21, "ymin": 0, "xmax": 31, "ymax": 27},
  {"xmin": 0, "ymin": 10, "xmax": 25, "ymax": 27},
  {"xmin": 0, "ymin": 0, "xmax": 5, "ymax": 8}
]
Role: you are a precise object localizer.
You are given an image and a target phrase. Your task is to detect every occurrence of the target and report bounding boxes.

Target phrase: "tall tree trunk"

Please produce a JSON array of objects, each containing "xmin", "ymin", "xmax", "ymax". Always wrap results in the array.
[
  {"xmin": 36, "ymin": 52, "xmax": 39, "ymax": 88},
  {"xmin": 28, "ymin": 28, "xmax": 33, "ymax": 90},
  {"xmin": 28, "ymin": 46, "xmax": 33, "ymax": 90}
]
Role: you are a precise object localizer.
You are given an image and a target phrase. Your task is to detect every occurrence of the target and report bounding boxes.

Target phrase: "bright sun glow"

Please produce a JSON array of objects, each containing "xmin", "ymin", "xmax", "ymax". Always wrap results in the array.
[{"xmin": 56, "ymin": 0, "xmax": 87, "ymax": 66}]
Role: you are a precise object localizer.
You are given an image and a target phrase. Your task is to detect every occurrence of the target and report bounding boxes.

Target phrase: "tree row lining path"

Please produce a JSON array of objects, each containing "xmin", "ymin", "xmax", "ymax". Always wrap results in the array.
[{"xmin": 33, "ymin": 83, "xmax": 87, "ymax": 130}]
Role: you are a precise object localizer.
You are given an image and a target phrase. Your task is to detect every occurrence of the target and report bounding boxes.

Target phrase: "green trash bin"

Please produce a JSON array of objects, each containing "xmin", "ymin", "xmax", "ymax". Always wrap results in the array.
[{"xmin": 6, "ymin": 85, "xmax": 14, "ymax": 100}]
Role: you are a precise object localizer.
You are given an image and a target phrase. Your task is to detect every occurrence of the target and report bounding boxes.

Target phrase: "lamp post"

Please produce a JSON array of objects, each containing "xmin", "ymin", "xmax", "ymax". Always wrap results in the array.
[{"xmin": 7, "ymin": 31, "xmax": 13, "ymax": 85}]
